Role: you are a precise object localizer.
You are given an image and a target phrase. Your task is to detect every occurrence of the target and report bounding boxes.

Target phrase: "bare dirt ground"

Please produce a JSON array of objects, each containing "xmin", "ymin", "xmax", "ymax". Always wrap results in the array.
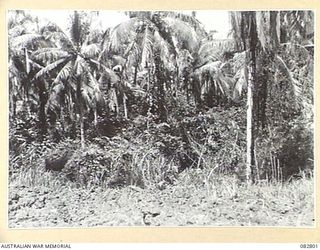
[{"xmin": 8, "ymin": 174, "xmax": 314, "ymax": 228}]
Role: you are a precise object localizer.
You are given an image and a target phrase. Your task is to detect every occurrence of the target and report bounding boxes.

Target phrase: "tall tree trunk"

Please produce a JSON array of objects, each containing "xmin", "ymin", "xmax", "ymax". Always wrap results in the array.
[
  {"xmin": 80, "ymin": 116, "xmax": 85, "ymax": 148},
  {"xmin": 154, "ymin": 53, "xmax": 167, "ymax": 122},
  {"xmin": 94, "ymin": 108, "xmax": 98, "ymax": 126},
  {"xmin": 9, "ymin": 81, "xmax": 16, "ymax": 118},
  {"xmin": 133, "ymin": 64, "xmax": 138, "ymax": 86},
  {"xmin": 246, "ymin": 70, "xmax": 254, "ymax": 184},
  {"xmin": 60, "ymin": 107, "xmax": 65, "ymax": 132},
  {"xmin": 123, "ymin": 93, "xmax": 128, "ymax": 119},
  {"xmin": 246, "ymin": 12, "xmax": 258, "ymax": 185},
  {"xmin": 76, "ymin": 78, "xmax": 85, "ymax": 148},
  {"xmin": 257, "ymin": 52, "xmax": 269, "ymax": 130},
  {"xmin": 191, "ymin": 77, "xmax": 201, "ymax": 109},
  {"xmin": 25, "ymin": 95, "xmax": 31, "ymax": 118},
  {"xmin": 37, "ymin": 79, "xmax": 48, "ymax": 137}
]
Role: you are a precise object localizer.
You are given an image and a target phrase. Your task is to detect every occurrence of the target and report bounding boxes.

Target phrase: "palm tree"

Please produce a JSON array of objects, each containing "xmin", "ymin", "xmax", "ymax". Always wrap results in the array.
[
  {"xmin": 8, "ymin": 10, "xmax": 51, "ymax": 136},
  {"xmin": 102, "ymin": 11, "xmax": 205, "ymax": 122},
  {"xmin": 33, "ymin": 11, "xmax": 104, "ymax": 148},
  {"xmin": 182, "ymin": 38, "xmax": 237, "ymax": 108},
  {"xmin": 229, "ymin": 10, "xmax": 314, "ymax": 183}
]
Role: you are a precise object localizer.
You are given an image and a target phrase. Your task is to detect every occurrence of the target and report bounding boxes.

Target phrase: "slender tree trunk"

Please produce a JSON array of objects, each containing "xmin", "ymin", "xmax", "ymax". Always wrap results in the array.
[
  {"xmin": 94, "ymin": 108, "xmax": 98, "ymax": 126},
  {"xmin": 246, "ymin": 69, "xmax": 254, "ymax": 184},
  {"xmin": 216, "ymin": 84, "xmax": 220, "ymax": 106},
  {"xmin": 37, "ymin": 80, "xmax": 48, "ymax": 137},
  {"xmin": 80, "ymin": 115, "xmax": 85, "ymax": 148},
  {"xmin": 114, "ymin": 89, "xmax": 120, "ymax": 118},
  {"xmin": 154, "ymin": 53, "xmax": 167, "ymax": 122},
  {"xmin": 123, "ymin": 93, "xmax": 128, "ymax": 119},
  {"xmin": 246, "ymin": 12, "xmax": 258, "ymax": 185},
  {"xmin": 9, "ymin": 94, "xmax": 15, "ymax": 118},
  {"xmin": 76, "ymin": 78, "xmax": 85, "ymax": 148},
  {"xmin": 60, "ymin": 107, "xmax": 65, "ymax": 132},
  {"xmin": 133, "ymin": 64, "xmax": 138, "ymax": 86},
  {"xmin": 25, "ymin": 95, "xmax": 31, "ymax": 118},
  {"xmin": 9, "ymin": 80, "xmax": 16, "ymax": 118},
  {"xmin": 193, "ymin": 79, "xmax": 202, "ymax": 109}
]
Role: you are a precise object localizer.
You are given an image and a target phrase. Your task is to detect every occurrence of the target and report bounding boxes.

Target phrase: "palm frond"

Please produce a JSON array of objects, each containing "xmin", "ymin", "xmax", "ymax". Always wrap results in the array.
[
  {"xmin": 229, "ymin": 12, "xmax": 244, "ymax": 50},
  {"xmin": 195, "ymin": 59, "xmax": 236, "ymax": 99},
  {"xmin": 275, "ymin": 55, "xmax": 301, "ymax": 100},
  {"xmin": 52, "ymin": 61, "xmax": 74, "ymax": 85},
  {"xmin": 215, "ymin": 73, "xmax": 233, "ymax": 95},
  {"xmin": 34, "ymin": 57, "xmax": 72, "ymax": 79},
  {"xmin": 9, "ymin": 25, "xmax": 26, "ymax": 38},
  {"xmin": 123, "ymin": 39, "xmax": 139, "ymax": 59},
  {"xmin": 70, "ymin": 11, "xmax": 82, "ymax": 47},
  {"xmin": 109, "ymin": 18, "xmax": 137, "ymax": 52},
  {"xmin": 41, "ymin": 20, "xmax": 76, "ymax": 49},
  {"xmin": 255, "ymin": 11, "xmax": 281, "ymax": 51},
  {"xmin": 232, "ymin": 51, "xmax": 247, "ymax": 72},
  {"xmin": 33, "ymin": 48, "xmax": 69, "ymax": 62},
  {"xmin": 86, "ymin": 70, "xmax": 99, "ymax": 89},
  {"xmin": 232, "ymin": 67, "xmax": 247, "ymax": 101},
  {"xmin": 154, "ymin": 30, "xmax": 174, "ymax": 69},
  {"xmin": 94, "ymin": 60, "xmax": 120, "ymax": 85},
  {"xmin": 280, "ymin": 42, "xmax": 311, "ymax": 59},
  {"xmin": 256, "ymin": 11, "xmax": 269, "ymax": 50},
  {"xmin": 197, "ymin": 40, "xmax": 232, "ymax": 66},
  {"xmin": 11, "ymin": 33, "xmax": 44, "ymax": 49},
  {"xmin": 194, "ymin": 61, "xmax": 222, "ymax": 75},
  {"xmin": 46, "ymin": 82, "xmax": 65, "ymax": 113},
  {"xmin": 75, "ymin": 56, "xmax": 87, "ymax": 75},
  {"xmin": 84, "ymin": 27, "xmax": 103, "ymax": 44},
  {"xmin": 8, "ymin": 59, "xmax": 20, "ymax": 77},
  {"xmin": 89, "ymin": 59, "xmax": 117, "ymax": 81},
  {"xmin": 140, "ymin": 25, "xmax": 154, "ymax": 68},
  {"xmin": 87, "ymin": 71, "xmax": 104, "ymax": 106},
  {"xmin": 200, "ymin": 74, "xmax": 233, "ymax": 98},
  {"xmin": 164, "ymin": 17, "xmax": 199, "ymax": 51},
  {"xmin": 81, "ymin": 43, "xmax": 100, "ymax": 58},
  {"xmin": 45, "ymin": 31, "xmax": 75, "ymax": 51},
  {"xmin": 164, "ymin": 11, "xmax": 207, "ymax": 37}
]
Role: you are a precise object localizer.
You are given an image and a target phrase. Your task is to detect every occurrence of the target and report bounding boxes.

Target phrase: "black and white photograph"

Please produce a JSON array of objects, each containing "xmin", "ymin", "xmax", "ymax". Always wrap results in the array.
[{"xmin": 8, "ymin": 10, "xmax": 314, "ymax": 228}]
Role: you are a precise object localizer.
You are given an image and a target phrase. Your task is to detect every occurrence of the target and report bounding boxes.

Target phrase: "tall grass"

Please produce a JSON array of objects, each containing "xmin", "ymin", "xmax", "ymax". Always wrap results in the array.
[{"xmin": 172, "ymin": 167, "xmax": 314, "ymax": 226}]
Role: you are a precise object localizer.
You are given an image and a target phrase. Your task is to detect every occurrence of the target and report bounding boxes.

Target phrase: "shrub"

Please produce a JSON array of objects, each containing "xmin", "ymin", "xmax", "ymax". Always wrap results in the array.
[
  {"xmin": 256, "ymin": 115, "xmax": 313, "ymax": 181},
  {"xmin": 177, "ymin": 107, "xmax": 246, "ymax": 174},
  {"xmin": 62, "ymin": 135, "xmax": 178, "ymax": 189},
  {"xmin": 63, "ymin": 144, "xmax": 113, "ymax": 187}
]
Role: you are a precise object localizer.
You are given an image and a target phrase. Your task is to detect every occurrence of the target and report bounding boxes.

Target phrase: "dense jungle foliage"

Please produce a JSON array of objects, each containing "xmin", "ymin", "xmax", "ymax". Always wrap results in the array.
[{"xmin": 8, "ymin": 10, "xmax": 314, "ymax": 190}]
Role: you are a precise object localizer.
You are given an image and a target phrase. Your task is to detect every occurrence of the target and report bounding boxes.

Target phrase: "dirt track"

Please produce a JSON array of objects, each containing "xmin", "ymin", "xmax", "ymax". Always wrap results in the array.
[{"xmin": 8, "ymin": 179, "xmax": 314, "ymax": 228}]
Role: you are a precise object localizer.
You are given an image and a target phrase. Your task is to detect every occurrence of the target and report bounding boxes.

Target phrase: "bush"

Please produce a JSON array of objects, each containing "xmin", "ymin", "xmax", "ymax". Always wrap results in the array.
[
  {"xmin": 63, "ymin": 144, "xmax": 114, "ymax": 187},
  {"xmin": 9, "ymin": 137, "xmax": 52, "ymax": 176},
  {"xmin": 62, "ymin": 135, "xmax": 178, "ymax": 189},
  {"xmin": 255, "ymin": 116, "xmax": 313, "ymax": 181},
  {"xmin": 177, "ymin": 107, "xmax": 246, "ymax": 174}
]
